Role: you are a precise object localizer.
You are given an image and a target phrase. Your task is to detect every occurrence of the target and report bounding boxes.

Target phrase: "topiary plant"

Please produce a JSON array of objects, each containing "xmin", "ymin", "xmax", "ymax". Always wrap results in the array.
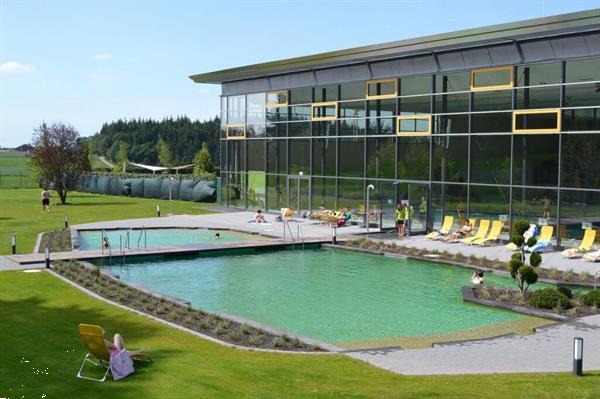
[
  {"xmin": 508, "ymin": 219, "xmax": 542, "ymax": 293},
  {"xmin": 529, "ymin": 288, "xmax": 571, "ymax": 310},
  {"xmin": 583, "ymin": 289, "xmax": 600, "ymax": 307}
]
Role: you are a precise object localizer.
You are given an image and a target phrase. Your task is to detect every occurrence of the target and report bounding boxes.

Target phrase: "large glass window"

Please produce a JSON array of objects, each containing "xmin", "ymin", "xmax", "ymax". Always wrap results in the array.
[
  {"xmin": 513, "ymin": 109, "xmax": 560, "ymax": 133},
  {"xmin": 289, "ymin": 105, "xmax": 311, "ymax": 121},
  {"xmin": 339, "ymin": 119, "xmax": 366, "ymax": 136},
  {"xmin": 366, "ymin": 137, "xmax": 395, "ymax": 179},
  {"xmin": 400, "ymin": 75, "xmax": 432, "ymax": 95},
  {"xmin": 266, "ymin": 139, "xmax": 286, "ymax": 174},
  {"xmin": 562, "ymin": 108, "xmax": 600, "ymax": 131},
  {"xmin": 288, "ymin": 139, "xmax": 310, "ymax": 174},
  {"xmin": 266, "ymin": 106, "xmax": 288, "ymax": 122},
  {"xmin": 430, "ymin": 183, "xmax": 468, "ymax": 229},
  {"xmin": 435, "ymin": 72, "xmax": 470, "ymax": 93},
  {"xmin": 266, "ymin": 90, "xmax": 288, "ymax": 108},
  {"xmin": 312, "ymin": 178, "xmax": 336, "ymax": 210},
  {"xmin": 338, "ymin": 178, "xmax": 364, "ymax": 210},
  {"xmin": 516, "ymin": 62, "xmax": 561, "ymax": 86},
  {"xmin": 512, "ymin": 188, "xmax": 558, "ymax": 227},
  {"xmin": 472, "ymin": 90, "xmax": 512, "ymax": 111},
  {"xmin": 397, "ymin": 115, "xmax": 431, "ymax": 136},
  {"xmin": 559, "ymin": 190, "xmax": 600, "ymax": 240},
  {"xmin": 367, "ymin": 117, "xmax": 394, "ymax": 135},
  {"xmin": 340, "ymin": 82, "xmax": 364, "ymax": 100},
  {"xmin": 471, "ymin": 112, "xmax": 512, "ymax": 133},
  {"xmin": 397, "ymin": 136, "xmax": 430, "ymax": 181},
  {"xmin": 226, "ymin": 125, "xmax": 246, "ymax": 140},
  {"xmin": 226, "ymin": 172, "xmax": 246, "ymax": 208},
  {"xmin": 515, "ymin": 86, "xmax": 561, "ymax": 109},
  {"xmin": 312, "ymin": 120, "xmax": 336, "ymax": 137},
  {"xmin": 315, "ymin": 85, "xmax": 338, "ymax": 102},
  {"xmin": 471, "ymin": 66, "xmax": 514, "ymax": 91},
  {"xmin": 266, "ymin": 122, "xmax": 286, "ymax": 138},
  {"xmin": 366, "ymin": 79, "xmax": 397, "ymax": 99},
  {"xmin": 311, "ymin": 102, "xmax": 337, "ymax": 121},
  {"xmin": 399, "ymin": 95, "xmax": 431, "ymax": 114},
  {"xmin": 226, "ymin": 140, "xmax": 245, "ymax": 173},
  {"xmin": 561, "ymin": 133, "xmax": 600, "ymax": 189},
  {"xmin": 434, "ymin": 93, "xmax": 469, "ymax": 113},
  {"xmin": 247, "ymin": 140, "xmax": 265, "ymax": 172},
  {"xmin": 289, "ymin": 87, "xmax": 312, "ymax": 104},
  {"xmin": 220, "ymin": 97, "xmax": 227, "ymax": 127},
  {"xmin": 312, "ymin": 138, "xmax": 336, "ymax": 176},
  {"xmin": 339, "ymin": 137, "xmax": 364, "ymax": 177},
  {"xmin": 432, "ymin": 136, "xmax": 468, "ymax": 182},
  {"xmin": 564, "ymin": 83, "xmax": 600, "ymax": 107},
  {"xmin": 469, "ymin": 185, "xmax": 510, "ymax": 231},
  {"xmin": 339, "ymin": 101, "xmax": 366, "ymax": 118},
  {"xmin": 227, "ymin": 95, "xmax": 245, "ymax": 124},
  {"xmin": 246, "ymin": 93, "xmax": 265, "ymax": 124},
  {"xmin": 288, "ymin": 121, "xmax": 310, "ymax": 137},
  {"xmin": 433, "ymin": 114, "xmax": 469, "ymax": 134},
  {"xmin": 246, "ymin": 124, "xmax": 265, "ymax": 138},
  {"xmin": 565, "ymin": 57, "xmax": 600, "ymax": 83},
  {"xmin": 470, "ymin": 135, "xmax": 511, "ymax": 184},
  {"xmin": 512, "ymin": 134, "xmax": 559, "ymax": 186},
  {"xmin": 266, "ymin": 174, "xmax": 287, "ymax": 211},
  {"xmin": 368, "ymin": 99, "xmax": 395, "ymax": 117}
]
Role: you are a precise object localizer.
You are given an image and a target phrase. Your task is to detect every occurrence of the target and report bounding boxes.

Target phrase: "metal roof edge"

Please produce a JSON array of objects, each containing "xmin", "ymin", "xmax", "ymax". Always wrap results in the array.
[{"xmin": 190, "ymin": 9, "xmax": 600, "ymax": 84}]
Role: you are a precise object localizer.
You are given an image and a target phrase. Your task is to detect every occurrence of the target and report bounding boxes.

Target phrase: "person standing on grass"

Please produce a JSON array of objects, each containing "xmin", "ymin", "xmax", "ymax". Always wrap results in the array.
[
  {"xmin": 41, "ymin": 188, "xmax": 50, "ymax": 213},
  {"xmin": 395, "ymin": 203, "xmax": 406, "ymax": 239}
]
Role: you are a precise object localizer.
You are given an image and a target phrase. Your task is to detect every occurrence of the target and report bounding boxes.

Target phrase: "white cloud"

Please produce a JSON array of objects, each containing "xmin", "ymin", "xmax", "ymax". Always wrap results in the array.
[
  {"xmin": 93, "ymin": 53, "xmax": 112, "ymax": 61},
  {"xmin": 0, "ymin": 61, "xmax": 36, "ymax": 74}
]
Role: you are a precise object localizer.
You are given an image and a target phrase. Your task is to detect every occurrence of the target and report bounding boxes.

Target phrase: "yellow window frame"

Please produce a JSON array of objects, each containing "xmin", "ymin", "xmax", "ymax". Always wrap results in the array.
[
  {"xmin": 265, "ymin": 90, "xmax": 288, "ymax": 108},
  {"xmin": 396, "ymin": 114, "xmax": 432, "ymax": 136},
  {"xmin": 512, "ymin": 109, "xmax": 561, "ymax": 134},
  {"xmin": 226, "ymin": 124, "xmax": 246, "ymax": 140},
  {"xmin": 311, "ymin": 101, "xmax": 338, "ymax": 121},
  {"xmin": 470, "ymin": 66, "xmax": 514, "ymax": 92},
  {"xmin": 366, "ymin": 78, "xmax": 398, "ymax": 100}
]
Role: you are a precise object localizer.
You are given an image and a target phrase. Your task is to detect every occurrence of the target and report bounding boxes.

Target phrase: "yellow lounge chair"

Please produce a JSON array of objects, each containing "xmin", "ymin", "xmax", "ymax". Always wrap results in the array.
[
  {"xmin": 461, "ymin": 219, "xmax": 490, "ymax": 244},
  {"xmin": 507, "ymin": 225, "xmax": 555, "ymax": 251},
  {"xmin": 562, "ymin": 229, "xmax": 597, "ymax": 258},
  {"xmin": 77, "ymin": 324, "xmax": 150, "ymax": 382},
  {"xmin": 472, "ymin": 220, "xmax": 504, "ymax": 246},
  {"xmin": 426, "ymin": 216, "xmax": 453, "ymax": 239}
]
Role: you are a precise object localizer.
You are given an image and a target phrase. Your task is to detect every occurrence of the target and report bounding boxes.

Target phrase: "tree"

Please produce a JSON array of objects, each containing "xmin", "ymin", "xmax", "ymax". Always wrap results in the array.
[
  {"xmin": 157, "ymin": 137, "xmax": 174, "ymax": 167},
  {"xmin": 508, "ymin": 220, "xmax": 542, "ymax": 293},
  {"xmin": 115, "ymin": 141, "xmax": 129, "ymax": 172},
  {"xmin": 30, "ymin": 122, "xmax": 91, "ymax": 204},
  {"xmin": 193, "ymin": 142, "xmax": 214, "ymax": 175}
]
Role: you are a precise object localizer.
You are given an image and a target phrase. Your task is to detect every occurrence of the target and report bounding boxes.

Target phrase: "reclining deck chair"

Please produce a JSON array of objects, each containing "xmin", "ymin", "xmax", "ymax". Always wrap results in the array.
[
  {"xmin": 461, "ymin": 219, "xmax": 490, "ymax": 244},
  {"xmin": 473, "ymin": 220, "xmax": 504, "ymax": 246},
  {"xmin": 77, "ymin": 324, "xmax": 150, "ymax": 382},
  {"xmin": 526, "ymin": 225, "xmax": 554, "ymax": 252},
  {"xmin": 562, "ymin": 229, "xmax": 597, "ymax": 258},
  {"xmin": 426, "ymin": 216, "xmax": 453, "ymax": 239}
]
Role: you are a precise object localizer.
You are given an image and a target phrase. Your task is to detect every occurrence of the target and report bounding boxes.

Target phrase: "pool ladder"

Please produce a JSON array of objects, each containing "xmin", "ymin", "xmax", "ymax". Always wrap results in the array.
[
  {"xmin": 282, "ymin": 221, "xmax": 305, "ymax": 250},
  {"xmin": 136, "ymin": 226, "xmax": 147, "ymax": 249},
  {"xmin": 100, "ymin": 230, "xmax": 112, "ymax": 265}
]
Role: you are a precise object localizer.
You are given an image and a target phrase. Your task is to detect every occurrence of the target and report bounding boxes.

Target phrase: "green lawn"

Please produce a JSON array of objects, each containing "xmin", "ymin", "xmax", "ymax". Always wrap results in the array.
[
  {"xmin": 1, "ymin": 270, "xmax": 598, "ymax": 399},
  {"xmin": 0, "ymin": 189, "xmax": 215, "ymax": 255},
  {"xmin": 0, "ymin": 150, "xmax": 37, "ymax": 188}
]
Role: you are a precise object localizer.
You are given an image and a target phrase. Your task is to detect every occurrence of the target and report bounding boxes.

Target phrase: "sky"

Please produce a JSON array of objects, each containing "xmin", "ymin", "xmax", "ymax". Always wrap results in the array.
[{"xmin": 0, "ymin": 0, "xmax": 598, "ymax": 147}]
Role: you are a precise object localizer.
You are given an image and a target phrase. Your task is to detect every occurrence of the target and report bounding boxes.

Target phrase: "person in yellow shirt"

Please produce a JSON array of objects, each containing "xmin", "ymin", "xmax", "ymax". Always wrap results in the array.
[{"xmin": 395, "ymin": 203, "xmax": 406, "ymax": 239}]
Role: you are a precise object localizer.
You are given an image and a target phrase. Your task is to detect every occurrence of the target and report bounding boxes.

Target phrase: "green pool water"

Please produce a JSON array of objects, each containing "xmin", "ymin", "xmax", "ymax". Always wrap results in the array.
[
  {"xmin": 78, "ymin": 228, "xmax": 259, "ymax": 250},
  {"xmin": 104, "ymin": 248, "xmax": 531, "ymax": 345}
]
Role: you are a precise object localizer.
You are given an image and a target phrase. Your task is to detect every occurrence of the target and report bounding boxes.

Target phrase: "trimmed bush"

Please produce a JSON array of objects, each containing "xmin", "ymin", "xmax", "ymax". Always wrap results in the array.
[
  {"xmin": 583, "ymin": 289, "xmax": 600, "ymax": 307},
  {"xmin": 557, "ymin": 286, "xmax": 573, "ymax": 299},
  {"xmin": 530, "ymin": 288, "xmax": 571, "ymax": 310}
]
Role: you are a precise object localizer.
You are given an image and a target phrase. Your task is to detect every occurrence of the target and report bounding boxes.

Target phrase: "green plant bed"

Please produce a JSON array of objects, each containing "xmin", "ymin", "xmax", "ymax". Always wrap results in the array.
[
  {"xmin": 39, "ymin": 229, "xmax": 72, "ymax": 252},
  {"xmin": 51, "ymin": 260, "xmax": 321, "ymax": 352}
]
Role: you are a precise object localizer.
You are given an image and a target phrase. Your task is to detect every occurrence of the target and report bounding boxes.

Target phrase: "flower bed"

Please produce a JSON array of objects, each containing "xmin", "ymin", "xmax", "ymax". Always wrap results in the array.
[
  {"xmin": 343, "ymin": 237, "xmax": 597, "ymax": 285},
  {"xmin": 52, "ymin": 260, "xmax": 323, "ymax": 352},
  {"xmin": 39, "ymin": 229, "xmax": 71, "ymax": 253}
]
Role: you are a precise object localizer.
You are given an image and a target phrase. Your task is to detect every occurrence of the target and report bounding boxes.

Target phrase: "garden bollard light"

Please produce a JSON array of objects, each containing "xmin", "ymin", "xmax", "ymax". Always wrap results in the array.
[
  {"xmin": 64, "ymin": 215, "xmax": 69, "ymax": 229},
  {"xmin": 156, "ymin": 204, "xmax": 161, "ymax": 217},
  {"xmin": 45, "ymin": 247, "xmax": 50, "ymax": 269},
  {"xmin": 11, "ymin": 235, "xmax": 16, "ymax": 254},
  {"xmin": 573, "ymin": 337, "xmax": 583, "ymax": 376},
  {"xmin": 332, "ymin": 225, "xmax": 337, "ymax": 245}
]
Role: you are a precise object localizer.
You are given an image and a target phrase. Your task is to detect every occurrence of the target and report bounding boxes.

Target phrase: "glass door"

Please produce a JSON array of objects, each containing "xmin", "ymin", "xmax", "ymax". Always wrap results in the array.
[
  {"xmin": 395, "ymin": 182, "xmax": 429, "ymax": 235},
  {"xmin": 287, "ymin": 176, "xmax": 311, "ymax": 218},
  {"xmin": 378, "ymin": 182, "xmax": 398, "ymax": 229}
]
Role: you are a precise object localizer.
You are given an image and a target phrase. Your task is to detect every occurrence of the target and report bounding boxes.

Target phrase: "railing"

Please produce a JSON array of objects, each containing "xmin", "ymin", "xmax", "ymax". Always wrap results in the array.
[
  {"xmin": 136, "ymin": 227, "xmax": 147, "ymax": 249},
  {"xmin": 100, "ymin": 230, "xmax": 112, "ymax": 265},
  {"xmin": 282, "ymin": 220, "xmax": 304, "ymax": 249}
]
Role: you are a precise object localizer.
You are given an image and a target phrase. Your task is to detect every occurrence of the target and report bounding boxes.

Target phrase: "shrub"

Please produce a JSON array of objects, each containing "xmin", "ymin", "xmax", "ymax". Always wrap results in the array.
[
  {"xmin": 247, "ymin": 335, "xmax": 261, "ymax": 346},
  {"xmin": 240, "ymin": 324, "xmax": 253, "ymax": 335},
  {"xmin": 272, "ymin": 336, "xmax": 287, "ymax": 348},
  {"xmin": 547, "ymin": 267, "xmax": 560, "ymax": 280},
  {"xmin": 557, "ymin": 286, "xmax": 573, "ymax": 299},
  {"xmin": 583, "ymin": 289, "xmax": 600, "ymax": 307},
  {"xmin": 563, "ymin": 269, "xmax": 574, "ymax": 282},
  {"xmin": 580, "ymin": 272, "xmax": 592, "ymax": 282},
  {"xmin": 529, "ymin": 288, "xmax": 571, "ymax": 310},
  {"xmin": 226, "ymin": 331, "xmax": 240, "ymax": 342}
]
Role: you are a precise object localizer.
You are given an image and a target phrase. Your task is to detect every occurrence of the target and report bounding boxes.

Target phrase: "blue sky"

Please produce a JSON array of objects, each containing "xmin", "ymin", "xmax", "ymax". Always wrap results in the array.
[{"xmin": 0, "ymin": 0, "xmax": 597, "ymax": 147}]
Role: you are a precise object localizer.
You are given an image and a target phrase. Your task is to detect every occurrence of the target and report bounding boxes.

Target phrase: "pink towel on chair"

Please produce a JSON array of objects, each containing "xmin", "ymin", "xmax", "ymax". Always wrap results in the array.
[{"xmin": 109, "ymin": 349, "xmax": 134, "ymax": 380}]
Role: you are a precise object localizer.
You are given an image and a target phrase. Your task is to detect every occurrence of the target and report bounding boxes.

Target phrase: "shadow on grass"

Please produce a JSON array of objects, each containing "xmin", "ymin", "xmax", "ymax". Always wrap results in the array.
[
  {"xmin": 0, "ymin": 295, "xmax": 178, "ymax": 398},
  {"xmin": 59, "ymin": 201, "xmax": 133, "ymax": 207}
]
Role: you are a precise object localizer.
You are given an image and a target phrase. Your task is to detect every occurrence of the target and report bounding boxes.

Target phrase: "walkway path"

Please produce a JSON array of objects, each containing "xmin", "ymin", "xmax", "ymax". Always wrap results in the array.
[
  {"xmin": 371, "ymin": 233, "xmax": 600, "ymax": 275},
  {"xmin": 348, "ymin": 314, "xmax": 600, "ymax": 375}
]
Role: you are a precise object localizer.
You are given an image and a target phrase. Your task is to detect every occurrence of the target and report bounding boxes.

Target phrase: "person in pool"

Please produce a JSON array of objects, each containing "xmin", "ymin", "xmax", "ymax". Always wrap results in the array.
[
  {"xmin": 214, "ymin": 232, "xmax": 221, "ymax": 239},
  {"xmin": 470, "ymin": 271, "xmax": 485, "ymax": 285}
]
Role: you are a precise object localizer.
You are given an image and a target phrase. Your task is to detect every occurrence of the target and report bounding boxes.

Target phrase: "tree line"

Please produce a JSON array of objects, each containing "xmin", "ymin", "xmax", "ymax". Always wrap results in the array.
[{"xmin": 86, "ymin": 116, "xmax": 220, "ymax": 168}]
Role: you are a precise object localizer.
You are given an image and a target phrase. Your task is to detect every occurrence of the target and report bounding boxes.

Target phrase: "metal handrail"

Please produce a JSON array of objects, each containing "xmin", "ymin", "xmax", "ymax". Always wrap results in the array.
[{"xmin": 136, "ymin": 226, "xmax": 147, "ymax": 249}]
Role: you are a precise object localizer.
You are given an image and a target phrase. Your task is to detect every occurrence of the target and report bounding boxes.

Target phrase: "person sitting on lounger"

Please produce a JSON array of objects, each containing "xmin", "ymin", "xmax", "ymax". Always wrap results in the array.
[
  {"xmin": 104, "ymin": 333, "xmax": 126, "ymax": 356},
  {"xmin": 254, "ymin": 209, "xmax": 267, "ymax": 223},
  {"xmin": 443, "ymin": 219, "xmax": 472, "ymax": 241}
]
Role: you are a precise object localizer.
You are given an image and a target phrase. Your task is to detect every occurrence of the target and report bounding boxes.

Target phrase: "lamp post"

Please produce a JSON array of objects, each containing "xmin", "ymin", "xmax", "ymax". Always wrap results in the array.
[
  {"xmin": 156, "ymin": 204, "xmax": 161, "ymax": 217},
  {"xmin": 11, "ymin": 234, "xmax": 16, "ymax": 254},
  {"xmin": 366, "ymin": 184, "xmax": 375, "ymax": 233},
  {"xmin": 168, "ymin": 177, "xmax": 174, "ymax": 216},
  {"xmin": 64, "ymin": 215, "xmax": 69, "ymax": 229},
  {"xmin": 45, "ymin": 247, "xmax": 50, "ymax": 269},
  {"xmin": 573, "ymin": 337, "xmax": 583, "ymax": 376}
]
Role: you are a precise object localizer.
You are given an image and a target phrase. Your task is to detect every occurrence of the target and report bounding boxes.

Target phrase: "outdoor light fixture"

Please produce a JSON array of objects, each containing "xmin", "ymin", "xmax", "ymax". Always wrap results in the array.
[
  {"xmin": 45, "ymin": 247, "xmax": 50, "ymax": 269},
  {"xmin": 573, "ymin": 337, "xmax": 583, "ymax": 376},
  {"xmin": 156, "ymin": 204, "xmax": 161, "ymax": 217},
  {"xmin": 366, "ymin": 184, "xmax": 375, "ymax": 233},
  {"xmin": 11, "ymin": 234, "xmax": 16, "ymax": 255},
  {"xmin": 64, "ymin": 215, "xmax": 69, "ymax": 229},
  {"xmin": 169, "ymin": 177, "xmax": 174, "ymax": 216},
  {"xmin": 331, "ymin": 225, "xmax": 337, "ymax": 245}
]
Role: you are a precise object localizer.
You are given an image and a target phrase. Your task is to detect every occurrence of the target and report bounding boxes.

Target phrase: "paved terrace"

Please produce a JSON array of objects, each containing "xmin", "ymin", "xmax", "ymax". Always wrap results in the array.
[{"xmin": 369, "ymin": 231, "xmax": 600, "ymax": 275}]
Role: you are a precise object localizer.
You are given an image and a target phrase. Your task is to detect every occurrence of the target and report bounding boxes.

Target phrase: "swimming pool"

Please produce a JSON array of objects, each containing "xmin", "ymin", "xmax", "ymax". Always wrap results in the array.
[
  {"xmin": 102, "ymin": 247, "xmax": 548, "ymax": 348},
  {"xmin": 78, "ymin": 228, "xmax": 263, "ymax": 250}
]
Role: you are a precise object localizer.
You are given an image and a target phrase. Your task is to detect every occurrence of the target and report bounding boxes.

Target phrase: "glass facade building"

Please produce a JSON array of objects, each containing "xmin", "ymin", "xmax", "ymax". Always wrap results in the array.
[{"xmin": 192, "ymin": 11, "xmax": 600, "ymax": 244}]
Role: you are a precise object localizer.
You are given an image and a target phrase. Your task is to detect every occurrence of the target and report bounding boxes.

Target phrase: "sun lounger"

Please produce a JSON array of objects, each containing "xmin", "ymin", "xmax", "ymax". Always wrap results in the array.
[
  {"xmin": 77, "ymin": 324, "xmax": 150, "ymax": 382},
  {"xmin": 426, "ymin": 216, "xmax": 453, "ymax": 239},
  {"xmin": 472, "ymin": 220, "xmax": 503, "ymax": 246},
  {"xmin": 461, "ymin": 219, "xmax": 490, "ymax": 244},
  {"xmin": 582, "ymin": 250, "xmax": 600, "ymax": 262},
  {"xmin": 561, "ymin": 229, "xmax": 597, "ymax": 258},
  {"xmin": 526, "ymin": 225, "xmax": 554, "ymax": 253},
  {"xmin": 443, "ymin": 219, "xmax": 477, "ymax": 243}
]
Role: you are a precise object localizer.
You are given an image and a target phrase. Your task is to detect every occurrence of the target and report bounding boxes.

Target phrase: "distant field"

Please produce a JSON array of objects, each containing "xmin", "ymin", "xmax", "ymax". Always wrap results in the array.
[{"xmin": 0, "ymin": 150, "xmax": 37, "ymax": 188}]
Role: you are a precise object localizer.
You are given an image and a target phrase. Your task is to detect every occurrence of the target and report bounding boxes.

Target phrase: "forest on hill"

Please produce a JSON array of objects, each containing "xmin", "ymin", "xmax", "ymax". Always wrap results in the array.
[{"xmin": 86, "ymin": 116, "xmax": 220, "ymax": 167}]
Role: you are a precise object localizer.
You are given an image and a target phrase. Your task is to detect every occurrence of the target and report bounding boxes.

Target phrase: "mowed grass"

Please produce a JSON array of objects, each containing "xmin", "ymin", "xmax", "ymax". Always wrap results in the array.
[
  {"xmin": 0, "ymin": 150, "xmax": 37, "ymax": 188},
  {"xmin": 1, "ymin": 270, "xmax": 598, "ymax": 399},
  {"xmin": 0, "ymin": 189, "xmax": 215, "ymax": 255}
]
